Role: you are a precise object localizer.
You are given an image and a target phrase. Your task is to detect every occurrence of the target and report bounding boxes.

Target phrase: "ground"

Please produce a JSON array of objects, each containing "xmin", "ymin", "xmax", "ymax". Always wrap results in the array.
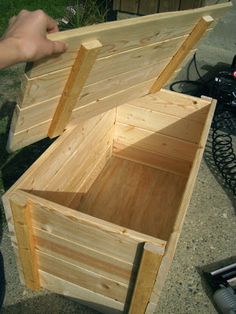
[{"xmin": 0, "ymin": 1, "xmax": 236, "ymax": 314}]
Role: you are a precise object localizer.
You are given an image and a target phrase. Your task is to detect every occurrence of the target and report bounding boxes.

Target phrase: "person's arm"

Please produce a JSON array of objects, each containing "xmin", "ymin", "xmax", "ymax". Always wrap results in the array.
[{"xmin": 0, "ymin": 9, "xmax": 66, "ymax": 69}]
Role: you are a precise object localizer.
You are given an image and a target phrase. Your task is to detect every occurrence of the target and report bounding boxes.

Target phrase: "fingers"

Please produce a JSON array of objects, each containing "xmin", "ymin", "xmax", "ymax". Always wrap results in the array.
[
  {"xmin": 8, "ymin": 16, "xmax": 16, "ymax": 26},
  {"xmin": 43, "ymin": 13, "xmax": 59, "ymax": 33},
  {"xmin": 41, "ymin": 39, "xmax": 66, "ymax": 57}
]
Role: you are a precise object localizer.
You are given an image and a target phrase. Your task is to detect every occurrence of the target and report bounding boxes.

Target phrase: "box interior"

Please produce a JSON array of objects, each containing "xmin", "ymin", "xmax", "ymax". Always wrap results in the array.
[{"xmin": 21, "ymin": 90, "xmax": 211, "ymax": 242}]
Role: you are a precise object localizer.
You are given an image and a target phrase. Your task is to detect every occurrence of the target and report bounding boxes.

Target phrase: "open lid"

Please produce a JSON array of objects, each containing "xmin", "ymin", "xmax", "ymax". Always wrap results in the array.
[{"xmin": 7, "ymin": 2, "xmax": 231, "ymax": 151}]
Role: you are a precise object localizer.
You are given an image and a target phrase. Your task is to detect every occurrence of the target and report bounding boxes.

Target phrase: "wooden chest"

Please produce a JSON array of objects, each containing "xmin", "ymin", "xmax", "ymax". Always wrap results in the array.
[{"xmin": 2, "ymin": 3, "xmax": 232, "ymax": 314}]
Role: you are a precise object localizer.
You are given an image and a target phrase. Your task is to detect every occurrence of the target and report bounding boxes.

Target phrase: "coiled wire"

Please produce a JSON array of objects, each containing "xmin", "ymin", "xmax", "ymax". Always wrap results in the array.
[{"xmin": 212, "ymin": 110, "xmax": 236, "ymax": 195}]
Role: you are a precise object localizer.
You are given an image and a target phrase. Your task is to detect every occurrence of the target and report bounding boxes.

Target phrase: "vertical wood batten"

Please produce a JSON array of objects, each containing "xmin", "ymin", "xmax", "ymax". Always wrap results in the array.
[
  {"xmin": 10, "ymin": 199, "xmax": 40, "ymax": 290},
  {"xmin": 48, "ymin": 40, "xmax": 102, "ymax": 138},
  {"xmin": 128, "ymin": 243, "xmax": 163, "ymax": 314},
  {"xmin": 149, "ymin": 15, "xmax": 214, "ymax": 93}
]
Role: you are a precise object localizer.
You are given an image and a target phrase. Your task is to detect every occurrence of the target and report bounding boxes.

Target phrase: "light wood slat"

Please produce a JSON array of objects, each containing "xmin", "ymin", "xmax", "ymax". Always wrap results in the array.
[
  {"xmin": 8, "ymin": 78, "xmax": 155, "ymax": 152},
  {"xmin": 34, "ymin": 228, "xmax": 134, "ymax": 284},
  {"xmin": 39, "ymin": 113, "xmax": 115, "ymax": 205},
  {"xmin": 138, "ymin": 0, "xmax": 159, "ymax": 15},
  {"xmin": 38, "ymin": 251, "xmax": 128, "ymax": 303},
  {"xmin": 9, "ymin": 191, "xmax": 166, "ymax": 263},
  {"xmin": 14, "ymin": 59, "xmax": 171, "ymax": 131},
  {"xmin": 20, "ymin": 37, "xmax": 184, "ymax": 109},
  {"xmin": 149, "ymin": 99, "xmax": 217, "ymax": 304},
  {"xmin": 150, "ymin": 15, "xmax": 214, "ymax": 93},
  {"xmin": 114, "ymin": 122, "xmax": 198, "ymax": 162},
  {"xmin": 113, "ymin": 142, "xmax": 191, "ymax": 177},
  {"xmin": 128, "ymin": 243, "xmax": 163, "ymax": 314},
  {"xmin": 126, "ymin": 89, "xmax": 211, "ymax": 122},
  {"xmin": 116, "ymin": 104, "xmax": 204, "ymax": 143},
  {"xmin": 48, "ymin": 40, "xmax": 102, "ymax": 138},
  {"xmin": 159, "ymin": 0, "xmax": 180, "ymax": 12},
  {"xmin": 26, "ymin": 3, "xmax": 231, "ymax": 78},
  {"xmin": 40, "ymin": 270, "xmax": 124, "ymax": 313},
  {"xmin": 10, "ymin": 200, "xmax": 40, "ymax": 290}
]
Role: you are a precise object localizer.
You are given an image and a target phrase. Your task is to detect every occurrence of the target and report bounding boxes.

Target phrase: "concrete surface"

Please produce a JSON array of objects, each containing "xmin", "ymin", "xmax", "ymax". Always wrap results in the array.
[{"xmin": 1, "ymin": 2, "xmax": 236, "ymax": 313}]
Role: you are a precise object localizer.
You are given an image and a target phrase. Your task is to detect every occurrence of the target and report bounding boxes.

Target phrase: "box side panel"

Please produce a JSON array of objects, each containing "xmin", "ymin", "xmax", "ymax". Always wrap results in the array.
[
  {"xmin": 7, "ymin": 190, "xmax": 166, "ymax": 308},
  {"xmin": 148, "ymin": 99, "xmax": 216, "ymax": 307},
  {"xmin": 114, "ymin": 89, "xmax": 211, "ymax": 177}
]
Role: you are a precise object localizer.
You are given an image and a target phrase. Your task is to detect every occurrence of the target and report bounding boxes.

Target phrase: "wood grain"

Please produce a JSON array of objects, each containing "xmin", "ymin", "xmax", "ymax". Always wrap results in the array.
[
  {"xmin": 40, "ymin": 270, "xmax": 124, "ymax": 313},
  {"xmin": 10, "ymin": 200, "xmax": 40, "ymax": 290},
  {"xmin": 128, "ymin": 243, "xmax": 163, "ymax": 314},
  {"xmin": 48, "ymin": 40, "xmax": 102, "ymax": 138},
  {"xmin": 78, "ymin": 157, "xmax": 187, "ymax": 240},
  {"xmin": 149, "ymin": 15, "xmax": 214, "ymax": 93}
]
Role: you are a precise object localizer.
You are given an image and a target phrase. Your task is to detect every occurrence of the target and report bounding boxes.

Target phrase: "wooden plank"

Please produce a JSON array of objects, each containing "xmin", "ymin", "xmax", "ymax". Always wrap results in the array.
[
  {"xmin": 159, "ymin": 0, "xmax": 180, "ymax": 12},
  {"xmin": 40, "ymin": 270, "xmax": 124, "ymax": 313},
  {"xmin": 138, "ymin": 0, "xmax": 159, "ymax": 15},
  {"xmin": 128, "ymin": 243, "xmax": 163, "ymax": 314},
  {"xmin": 120, "ymin": 0, "xmax": 139, "ymax": 13},
  {"xmin": 114, "ymin": 122, "xmax": 198, "ymax": 162},
  {"xmin": 39, "ymin": 112, "xmax": 115, "ymax": 206},
  {"xmin": 35, "ymin": 227, "xmax": 134, "ymax": 284},
  {"xmin": 18, "ymin": 55, "xmax": 170, "ymax": 111},
  {"xmin": 20, "ymin": 37, "xmax": 184, "ymax": 108},
  {"xmin": 10, "ymin": 200, "xmax": 40, "ymax": 290},
  {"xmin": 116, "ymin": 104, "xmax": 205, "ymax": 143},
  {"xmin": 149, "ymin": 15, "xmax": 214, "ymax": 93},
  {"xmin": 150, "ymin": 99, "xmax": 216, "ymax": 304},
  {"xmin": 113, "ymin": 142, "xmax": 191, "ymax": 177},
  {"xmin": 78, "ymin": 157, "xmax": 187, "ymax": 240},
  {"xmin": 9, "ymin": 191, "xmax": 166, "ymax": 263},
  {"xmin": 26, "ymin": 3, "xmax": 231, "ymax": 78},
  {"xmin": 38, "ymin": 251, "xmax": 128, "ymax": 303},
  {"xmin": 8, "ymin": 78, "xmax": 156, "ymax": 151},
  {"xmin": 48, "ymin": 40, "xmax": 102, "ymax": 138},
  {"xmin": 127, "ymin": 89, "xmax": 210, "ymax": 122}
]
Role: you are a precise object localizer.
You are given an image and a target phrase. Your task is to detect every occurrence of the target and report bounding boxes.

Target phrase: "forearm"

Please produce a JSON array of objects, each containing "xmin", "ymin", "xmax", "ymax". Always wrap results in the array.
[{"xmin": 0, "ymin": 38, "xmax": 22, "ymax": 69}]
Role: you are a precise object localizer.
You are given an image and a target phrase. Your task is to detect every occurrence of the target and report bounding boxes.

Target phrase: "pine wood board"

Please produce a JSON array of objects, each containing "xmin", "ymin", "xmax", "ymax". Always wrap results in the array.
[
  {"xmin": 113, "ymin": 142, "xmax": 192, "ymax": 177},
  {"xmin": 40, "ymin": 270, "xmax": 124, "ymax": 313},
  {"xmin": 149, "ymin": 99, "xmax": 216, "ymax": 304},
  {"xmin": 116, "ymin": 104, "xmax": 205, "ymax": 144},
  {"xmin": 38, "ymin": 251, "xmax": 128, "ymax": 302},
  {"xmin": 77, "ymin": 157, "xmax": 187, "ymax": 240},
  {"xmin": 34, "ymin": 227, "xmax": 134, "ymax": 284},
  {"xmin": 20, "ymin": 38, "xmax": 183, "ymax": 109},
  {"xmin": 8, "ymin": 78, "xmax": 156, "ymax": 151},
  {"xmin": 114, "ymin": 122, "xmax": 198, "ymax": 162},
  {"xmin": 27, "ymin": 3, "xmax": 230, "ymax": 78}
]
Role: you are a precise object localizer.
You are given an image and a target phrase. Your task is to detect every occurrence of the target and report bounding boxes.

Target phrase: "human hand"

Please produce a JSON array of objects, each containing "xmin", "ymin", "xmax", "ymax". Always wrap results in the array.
[{"xmin": 0, "ymin": 10, "xmax": 66, "ymax": 67}]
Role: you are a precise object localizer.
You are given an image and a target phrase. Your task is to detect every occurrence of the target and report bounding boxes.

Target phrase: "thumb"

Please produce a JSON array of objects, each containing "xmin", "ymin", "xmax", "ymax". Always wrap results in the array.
[
  {"xmin": 51, "ymin": 40, "xmax": 67, "ymax": 54},
  {"xmin": 43, "ymin": 39, "xmax": 66, "ymax": 56}
]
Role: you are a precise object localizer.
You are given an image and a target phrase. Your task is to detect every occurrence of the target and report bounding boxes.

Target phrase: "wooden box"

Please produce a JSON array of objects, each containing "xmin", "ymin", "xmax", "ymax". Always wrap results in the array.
[{"xmin": 2, "ymin": 3, "xmax": 231, "ymax": 314}]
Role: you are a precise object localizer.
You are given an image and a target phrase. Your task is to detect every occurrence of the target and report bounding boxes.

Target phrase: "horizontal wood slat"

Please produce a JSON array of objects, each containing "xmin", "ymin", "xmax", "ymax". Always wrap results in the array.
[
  {"xmin": 114, "ymin": 122, "xmax": 198, "ymax": 162},
  {"xmin": 116, "ymin": 104, "xmax": 204, "ymax": 143},
  {"xmin": 113, "ymin": 142, "xmax": 191, "ymax": 177},
  {"xmin": 38, "ymin": 251, "xmax": 128, "ymax": 303},
  {"xmin": 40, "ymin": 270, "xmax": 124, "ymax": 313},
  {"xmin": 35, "ymin": 228, "xmax": 133, "ymax": 284}
]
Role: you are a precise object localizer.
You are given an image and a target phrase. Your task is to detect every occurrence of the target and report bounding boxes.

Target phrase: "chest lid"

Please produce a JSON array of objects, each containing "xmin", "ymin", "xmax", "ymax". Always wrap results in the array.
[{"xmin": 7, "ymin": 2, "xmax": 231, "ymax": 151}]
